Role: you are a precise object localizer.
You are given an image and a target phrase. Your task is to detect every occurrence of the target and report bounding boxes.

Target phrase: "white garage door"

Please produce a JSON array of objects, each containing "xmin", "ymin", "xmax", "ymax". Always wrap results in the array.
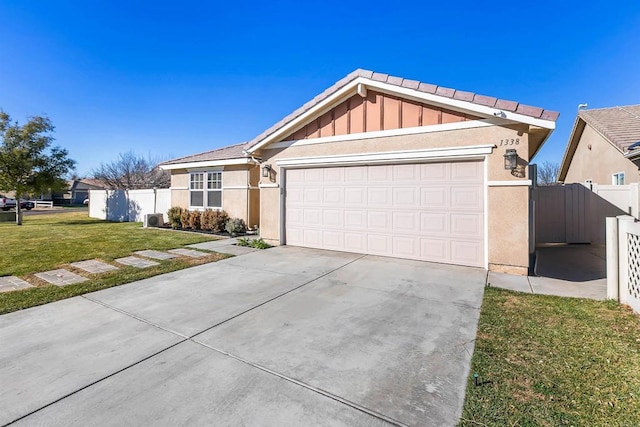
[{"xmin": 284, "ymin": 161, "xmax": 485, "ymax": 267}]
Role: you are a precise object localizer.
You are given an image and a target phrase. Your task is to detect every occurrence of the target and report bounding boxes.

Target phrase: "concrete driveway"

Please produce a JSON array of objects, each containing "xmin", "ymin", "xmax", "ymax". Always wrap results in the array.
[{"xmin": 0, "ymin": 247, "xmax": 486, "ymax": 426}]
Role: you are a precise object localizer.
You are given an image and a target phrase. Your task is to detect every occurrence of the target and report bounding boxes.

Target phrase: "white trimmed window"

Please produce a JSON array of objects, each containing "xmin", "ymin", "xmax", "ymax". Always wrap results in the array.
[
  {"xmin": 612, "ymin": 172, "xmax": 625, "ymax": 185},
  {"xmin": 190, "ymin": 171, "xmax": 222, "ymax": 208}
]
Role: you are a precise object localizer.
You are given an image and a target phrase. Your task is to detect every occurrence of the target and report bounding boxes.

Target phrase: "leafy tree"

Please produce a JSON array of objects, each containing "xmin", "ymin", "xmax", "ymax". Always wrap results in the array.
[
  {"xmin": 92, "ymin": 151, "xmax": 170, "ymax": 190},
  {"xmin": 0, "ymin": 111, "xmax": 76, "ymax": 225},
  {"xmin": 537, "ymin": 160, "xmax": 560, "ymax": 186}
]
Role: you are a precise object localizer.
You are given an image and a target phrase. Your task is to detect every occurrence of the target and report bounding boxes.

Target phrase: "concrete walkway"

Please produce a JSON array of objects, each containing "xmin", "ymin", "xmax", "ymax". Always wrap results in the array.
[
  {"xmin": 0, "ymin": 247, "xmax": 486, "ymax": 426},
  {"xmin": 488, "ymin": 244, "xmax": 607, "ymax": 300}
]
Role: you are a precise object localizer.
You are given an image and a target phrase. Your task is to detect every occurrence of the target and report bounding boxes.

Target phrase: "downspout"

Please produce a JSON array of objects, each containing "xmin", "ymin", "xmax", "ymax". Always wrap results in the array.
[{"xmin": 243, "ymin": 150, "xmax": 262, "ymax": 231}]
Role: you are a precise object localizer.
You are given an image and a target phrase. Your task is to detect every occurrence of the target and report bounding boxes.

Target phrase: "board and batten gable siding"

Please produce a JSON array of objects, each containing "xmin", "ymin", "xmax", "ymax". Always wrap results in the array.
[
  {"xmin": 256, "ymin": 123, "xmax": 532, "ymax": 274},
  {"xmin": 282, "ymin": 91, "xmax": 480, "ymax": 141},
  {"xmin": 564, "ymin": 125, "xmax": 640, "ymax": 185}
]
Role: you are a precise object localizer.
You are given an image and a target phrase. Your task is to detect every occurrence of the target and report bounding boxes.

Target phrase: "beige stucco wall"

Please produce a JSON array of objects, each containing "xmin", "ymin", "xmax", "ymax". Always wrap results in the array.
[
  {"xmin": 256, "ymin": 123, "xmax": 533, "ymax": 272},
  {"xmin": 168, "ymin": 164, "xmax": 260, "ymax": 226},
  {"xmin": 564, "ymin": 125, "xmax": 640, "ymax": 185}
]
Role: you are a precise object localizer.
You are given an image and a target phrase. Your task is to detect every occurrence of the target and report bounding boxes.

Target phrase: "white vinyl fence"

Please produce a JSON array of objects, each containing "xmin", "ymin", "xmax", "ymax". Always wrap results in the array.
[
  {"xmin": 88, "ymin": 189, "xmax": 171, "ymax": 222},
  {"xmin": 534, "ymin": 183, "xmax": 640, "ymax": 245},
  {"xmin": 607, "ymin": 216, "xmax": 640, "ymax": 314}
]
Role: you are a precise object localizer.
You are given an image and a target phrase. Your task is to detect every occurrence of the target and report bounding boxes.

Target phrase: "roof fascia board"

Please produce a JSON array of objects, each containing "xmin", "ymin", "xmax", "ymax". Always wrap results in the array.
[
  {"xmin": 160, "ymin": 158, "xmax": 251, "ymax": 170},
  {"xmin": 557, "ymin": 117, "xmax": 586, "ymax": 182},
  {"xmin": 247, "ymin": 82, "xmax": 360, "ymax": 153}
]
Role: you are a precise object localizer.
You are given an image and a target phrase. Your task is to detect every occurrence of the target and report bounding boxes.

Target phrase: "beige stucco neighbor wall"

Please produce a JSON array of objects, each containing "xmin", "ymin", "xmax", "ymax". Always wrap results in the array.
[
  {"xmin": 168, "ymin": 164, "xmax": 260, "ymax": 226},
  {"xmin": 564, "ymin": 125, "xmax": 640, "ymax": 185},
  {"xmin": 256, "ymin": 123, "xmax": 533, "ymax": 273}
]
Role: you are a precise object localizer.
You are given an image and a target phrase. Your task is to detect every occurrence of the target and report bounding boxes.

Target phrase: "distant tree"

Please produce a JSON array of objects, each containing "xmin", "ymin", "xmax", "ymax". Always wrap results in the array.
[
  {"xmin": 537, "ymin": 161, "xmax": 560, "ymax": 186},
  {"xmin": 92, "ymin": 151, "xmax": 170, "ymax": 190},
  {"xmin": 0, "ymin": 111, "xmax": 76, "ymax": 225}
]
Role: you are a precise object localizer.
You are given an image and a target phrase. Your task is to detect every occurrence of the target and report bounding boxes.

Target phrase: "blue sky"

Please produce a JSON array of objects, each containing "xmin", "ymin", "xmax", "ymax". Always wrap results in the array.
[{"xmin": 1, "ymin": 1, "xmax": 639, "ymax": 176}]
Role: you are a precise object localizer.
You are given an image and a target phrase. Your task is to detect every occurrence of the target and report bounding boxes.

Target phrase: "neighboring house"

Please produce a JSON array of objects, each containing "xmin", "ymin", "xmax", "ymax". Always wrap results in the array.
[
  {"xmin": 49, "ymin": 179, "xmax": 107, "ymax": 204},
  {"xmin": 559, "ymin": 105, "xmax": 640, "ymax": 185},
  {"xmin": 161, "ymin": 69, "xmax": 559, "ymax": 274}
]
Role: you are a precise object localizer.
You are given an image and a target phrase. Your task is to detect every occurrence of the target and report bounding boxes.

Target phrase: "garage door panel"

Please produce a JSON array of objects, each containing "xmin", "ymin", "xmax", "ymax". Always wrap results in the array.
[
  {"xmin": 451, "ymin": 214, "xmax": 483, "ymax": 237},
  {"xmin": 393, "ymin": 164, "xmax": 419, "ymax": 181},
  {"xmin": 367, "ymin": 211, "xmax": 390, "ymax": 230},
  {"xmin": 323, "ymin": 210, "xmax": 343, "ymax": 227},
  {"xmin": 421, "ymin": 187, "xmax": 448, "ymax": 209},
  {"xmin": 392, "ymin": 212, "xmax": 418, "ymax": 232},
  {"xmin": 392, "ymin": 236, "xmax": 418, "ymax": 256},
  {"xmin": 420, "ymin": 212, "xmax": 449, "ymax": 234},
  {"xmin": 451, "ymin": 241, "xmax": 483, "ymax": 267},
  {"xmin": 451, "ymin": 161, "xmax": 483, "ymax": 181},
  {"xmin": 393, "ymin": 187, "xmax": 419, "ymax": 207},
  {"xmin": 323, "ymin": 188, "xmax": 343, "ymax": 204},
  {"xmin": 420, "ymin": 163, "xmax": 447, "ymax": 181},
  {"xmin": 451, "ymin": 186, "xmax": 483, "ymax": 209},
  {"xmin": 285, "ymin": 161, "xmax": 485, "ymax": 267},
  {"xmin": 345, "ymin": 188, "xmax": 366, "ymax": 205}
]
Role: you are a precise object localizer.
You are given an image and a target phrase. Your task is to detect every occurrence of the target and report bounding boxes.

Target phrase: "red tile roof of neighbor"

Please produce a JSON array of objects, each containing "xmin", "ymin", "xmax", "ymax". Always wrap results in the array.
[{"xmin": 162, "ymin": 69, "xmax": 559, "ymax": 165}]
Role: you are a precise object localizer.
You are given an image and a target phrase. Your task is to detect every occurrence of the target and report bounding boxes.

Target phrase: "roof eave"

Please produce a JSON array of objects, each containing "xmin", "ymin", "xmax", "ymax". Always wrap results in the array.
[
  {"xmin": 557, "ymin": 117, "xmax": 586, "ymax": 182},
  {"xmin": 159, "ymin": 158, "xmax": 253, "ymax": 170}
]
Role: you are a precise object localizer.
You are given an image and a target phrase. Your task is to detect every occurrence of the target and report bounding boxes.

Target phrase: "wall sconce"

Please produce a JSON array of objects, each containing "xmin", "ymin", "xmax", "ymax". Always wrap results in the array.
[
  {"xmin": 261, "ymin": 164, "xmax": 272, "ymax": 178},
  {"xmin": 504, "ymin": 149, "xmax": 517, "ymax": 170}
]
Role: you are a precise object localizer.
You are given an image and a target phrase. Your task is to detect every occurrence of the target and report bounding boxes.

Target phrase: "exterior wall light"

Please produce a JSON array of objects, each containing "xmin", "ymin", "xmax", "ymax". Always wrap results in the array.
[
  {"xmin": 504, "ymin": 149, "xmax": 518, "ymax": 170},
  {"xmin": 261, "ymin": 164, "xmax": 272, "ymax": 178}
]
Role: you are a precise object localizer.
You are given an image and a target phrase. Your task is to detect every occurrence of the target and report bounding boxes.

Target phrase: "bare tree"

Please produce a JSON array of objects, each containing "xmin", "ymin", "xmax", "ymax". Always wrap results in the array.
[
  {"xmin": 536, "ymin": 160, "xmax": 560, "ymax": 186},
  {"xmin": 92, "ymin": 151, "xmax": 170, "ymax": 190}
]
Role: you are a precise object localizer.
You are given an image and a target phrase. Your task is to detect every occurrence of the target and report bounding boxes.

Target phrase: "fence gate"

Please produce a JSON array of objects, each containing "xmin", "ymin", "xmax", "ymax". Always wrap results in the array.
[{"xmin": 533, "ymin": 184, "xmax": 591, "ymax": 244}]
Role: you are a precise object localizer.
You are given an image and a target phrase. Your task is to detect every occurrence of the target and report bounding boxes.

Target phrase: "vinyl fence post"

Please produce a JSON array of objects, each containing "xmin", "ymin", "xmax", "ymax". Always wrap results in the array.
[{"xmin": 606, "ymin": 217, "xmax": 619, "ymax": 300}]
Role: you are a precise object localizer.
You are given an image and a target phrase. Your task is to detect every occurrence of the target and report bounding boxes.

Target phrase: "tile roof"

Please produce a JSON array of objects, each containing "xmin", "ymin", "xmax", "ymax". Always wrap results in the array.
[
  {"xmin": 160, "ymin": 142, "xmax": 248, "ymax": 166},
  {"xmin": 246, "ymin": 68, "xmax": 560, "ymax": 150},
  {"xmin": 578, "ymin": 105, "xmax": 640, "ymax": 152}
]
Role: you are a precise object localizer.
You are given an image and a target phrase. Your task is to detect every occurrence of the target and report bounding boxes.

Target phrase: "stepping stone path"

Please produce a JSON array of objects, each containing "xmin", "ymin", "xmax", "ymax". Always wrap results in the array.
[
  {"xmin": 0, "ymin": 276, "xmax": 34, "ymax": 293},
  {"xmin": 134, "ymin": 250, "xmax": 178, "ymax": 260},
  {"xmin": 168, "ymin": 248, "xmax": 209, "ymax": 258},
  {"xmin": 70, "ymin": 260, "xmax": 119, "ymax": 274},
  {"xmin": 115, "ymin": 256, "xmax": 160, "ymax": 268},
  {"xmin": 35, "ymin": 269, "xmax": 89, "ymax": 287}
]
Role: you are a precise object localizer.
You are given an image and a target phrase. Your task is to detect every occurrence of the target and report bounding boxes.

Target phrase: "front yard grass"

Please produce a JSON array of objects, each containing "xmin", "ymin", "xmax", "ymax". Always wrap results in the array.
[
  {"xmin": 0, "ymin": 212, "xmax": 226, "ymax": 314},
  {"xmin": 460, "ymin": 287, "xmax": 640, "ymax": 426}
]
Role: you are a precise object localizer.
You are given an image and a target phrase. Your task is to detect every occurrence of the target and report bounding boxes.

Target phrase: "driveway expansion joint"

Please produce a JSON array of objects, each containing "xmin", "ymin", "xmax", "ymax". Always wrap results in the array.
[{"xmin": 192, "ymin": 340, "xmax": 406, "ymax": 427}]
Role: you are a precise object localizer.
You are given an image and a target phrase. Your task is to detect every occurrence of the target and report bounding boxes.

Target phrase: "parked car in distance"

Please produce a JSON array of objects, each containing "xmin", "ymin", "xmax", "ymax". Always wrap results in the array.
[
  {"xmin": 20, "ymin": 200, "xmax": 35, "ymax": 210},
  {"xmin": 0, "ymin": 195, "xmax": 17, "ymax": 211}
]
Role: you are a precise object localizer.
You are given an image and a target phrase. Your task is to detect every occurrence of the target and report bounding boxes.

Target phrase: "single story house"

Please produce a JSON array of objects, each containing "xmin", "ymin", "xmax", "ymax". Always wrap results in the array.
[
  {"xmin": 559, "ymin": 105, "xmax": 640, "ymax": 185},
  {"xmin": 161, "ymin": 69, "xmax": 559, "ymax": 274}
]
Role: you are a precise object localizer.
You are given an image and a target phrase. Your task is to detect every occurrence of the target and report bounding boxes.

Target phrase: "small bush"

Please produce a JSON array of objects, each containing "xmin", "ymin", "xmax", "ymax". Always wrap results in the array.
[
  {"xmin": 201, "ymin": 209, "xmax": 216, "ymax": 231},
  {"xmin": 180, "ymin": 209, "xmax": 190, "ymax": 229},
  {"xmin": 212, "ymin": 210, "xmax": 229, "ymax": 233},
  {"xmin": 225, "ymin": 217, "xmax": 246, "ymax": 236},
  {"xmin": 188, "ymin": 210, "xmax": 201, "ymax": 230},
  {"xmin": 167, "ymin": 207, "xmax": 183, "ymax": 229},
  {"xmin": 236, "ymin": 237, "xmax": 270, "ymax": 249}
]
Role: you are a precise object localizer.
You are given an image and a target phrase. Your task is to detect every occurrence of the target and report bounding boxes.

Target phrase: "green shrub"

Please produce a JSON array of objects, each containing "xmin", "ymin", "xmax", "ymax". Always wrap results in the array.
[
  {"xmin": 225, "ymin": 217, "xmax": 246, "ymax": 236},
  {"xmin": 235, "ymin": 237, "xmax": 270, "ymax": 249},
  {"xmin": 188, "ymin": 210, "xmax": 201, "ymax": 230},
  {"xmin": 167, "ymin": 207, "xmax": 183, "ymax": 229}
]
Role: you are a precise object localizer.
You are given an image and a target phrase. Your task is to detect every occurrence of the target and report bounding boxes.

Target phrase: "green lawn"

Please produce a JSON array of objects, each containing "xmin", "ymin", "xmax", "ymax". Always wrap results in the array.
[
  {"xmin": 460, "ymin": 287, "xmax": 640, "ymax": 426},
  {"xmin": 0, "ymin": 212, "xmax": 226, "ymax": 314},
  {"xmin": 2, "ymin": 212, "xmax": 216, "ymax": 276}
]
